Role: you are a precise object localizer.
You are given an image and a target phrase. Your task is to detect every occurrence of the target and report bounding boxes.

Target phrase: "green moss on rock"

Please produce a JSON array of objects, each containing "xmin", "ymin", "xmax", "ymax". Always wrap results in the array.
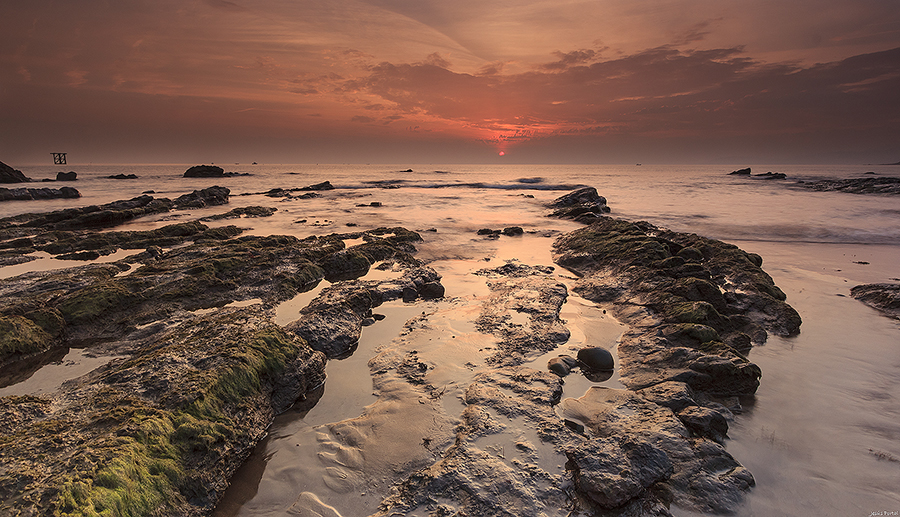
[
  {"xmin": 57, "ymin": 282, "xmax": 142, "ymax": 325},
  {"xmin": 0, "ymin": 316, "xmax": 54, "ymax": 356}
]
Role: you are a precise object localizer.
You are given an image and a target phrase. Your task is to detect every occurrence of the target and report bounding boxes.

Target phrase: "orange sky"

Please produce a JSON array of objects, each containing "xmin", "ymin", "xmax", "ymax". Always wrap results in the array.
[{"xmin": 1, "ymin": 0, "xmax": 899, "ymax": 164}]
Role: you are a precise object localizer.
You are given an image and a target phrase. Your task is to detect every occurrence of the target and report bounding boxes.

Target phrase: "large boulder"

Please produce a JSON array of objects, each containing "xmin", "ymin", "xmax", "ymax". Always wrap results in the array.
[
  {"xmin": 0, "ymin": 161, "xmax": 30, "ymax": 183},
  {"xmin": 184, "ymin": 164, "xmax": 224, "ymax": 177},
  {"xmin": 56, "ymin": 171, "xmax": 77, "ymax": 181},
  {"xmin": 547, "ymin": 186, "xmax": 610, "ymax": 221}
]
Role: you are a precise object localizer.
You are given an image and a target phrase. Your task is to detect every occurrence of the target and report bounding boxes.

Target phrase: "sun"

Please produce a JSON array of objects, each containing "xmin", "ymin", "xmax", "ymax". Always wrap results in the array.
[{"xmin": 498, "ymin": 151, "xmax": 505, "ymax": 156}]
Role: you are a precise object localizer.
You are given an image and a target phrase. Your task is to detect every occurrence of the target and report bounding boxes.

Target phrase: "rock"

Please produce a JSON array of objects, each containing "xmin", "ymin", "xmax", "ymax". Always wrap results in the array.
[
  {"xmin": 184, "ymin": 164, "xmax": 224, "ymax": 177},
  {"xmin": 0, "ymin": 187, "xmax": 81, "ymax": 202},
  {"xmin": 676, "ymin": 246, "xmax": 704, "ymax": 262},
  {"xmin": 638, "ymin": 381, "xmax": 697, "ymax": 412},
  {"xmin": 728, "ymin": 167, "xmax": 751, "ymax": 175},
  {"xmin": 753, "ymin": 171, "xmax": 786, "ymax": 180},
  {"xmin": 850, "ymin": 283, "xmax": 900, "ymax": 320},
  {"xmin": 264, "ymin": 188, "xmax": 289, "ymax": 197},
  {"xmin": 550, "ymin": 207, "xmax": 802, "ymax": 397},
  {"xmin": 677, "ymin": 406, "xmax": 729, "ymax": 442},
  {"xmin": 563, "ymin": 387, "xmax": 753, "ymax": 513},
  {"xmin": 300, "ymin": 181, "xmax": 334, "ymax": 191},
  {"xmin": 476, "ymin": 228, "xmax": 498, "ymax": 235},
  {"xmin": 55, "ymin": 171, "xmax": 77, "ymax": 181},
  {"xmin": 286, "ymin": 266, "xmax": 442, "ymax": 357},
  {"xmin": 577, "ymin": 347, "xmax": 614, "ymax": 371},
  {"xmin": 547, "ymin": 187, "xmax": 610, "ymax": 220},
  {"xmin": 321, "ymin": 249, "xmax": 371, "ymax": 282},
  {"xmin": 501, "ymin": 226, "xmax": 524, "ymax": 236},
  {"xmin": 174, "ymin": 186, "xmax": 230, "ymax": 209},
  {"xmin": 419, "ymin": 281, "xmax": 445, "ymax": 299},
  {"xmin": 549, "ymin": 187, "xmax": 606, "ymax": 208},
  {"xmin": 200, "ymin": 206, "xmax": 276, "ymax": 221},
  {"xmin": 797, "ymin": 177, "xmax": 900, "ymax": 195},
  {"xmin": 548, "ymin": 356, "xmax": 571, "ymax": 376},
  {"xmin": 107, "ymin": 174, "xmax": 138, "ymax": 179},
  {"xmin": 0, "ymin": 161, "xmax": 30, "ymax": 183},
  {"xmin": 566, "ymin": 435, "xmax": 673, "ymax": 509}
]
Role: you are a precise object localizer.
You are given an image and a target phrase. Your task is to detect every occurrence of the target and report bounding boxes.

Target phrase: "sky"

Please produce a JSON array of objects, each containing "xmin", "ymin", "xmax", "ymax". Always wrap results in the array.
[{"xmin": 1, "ymin": 0, "xmax": 899, "ymax": 165}]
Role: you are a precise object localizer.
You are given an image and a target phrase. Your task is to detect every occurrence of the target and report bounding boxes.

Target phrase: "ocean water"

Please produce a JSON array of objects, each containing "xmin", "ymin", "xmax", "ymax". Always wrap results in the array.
[{"xmin": 3, "ymin": 163, "xmax": 899, "ymax": 516}]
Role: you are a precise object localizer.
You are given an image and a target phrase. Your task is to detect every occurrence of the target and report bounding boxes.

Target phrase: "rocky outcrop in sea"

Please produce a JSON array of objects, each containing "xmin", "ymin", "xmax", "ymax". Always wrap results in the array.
[
  {"xmin": 797, "ymin": 176, "xmax": 900, "ymax": 194},
  {"xmin": 0, "ymin": 161, "xmax": 30, "ymax": 183}
]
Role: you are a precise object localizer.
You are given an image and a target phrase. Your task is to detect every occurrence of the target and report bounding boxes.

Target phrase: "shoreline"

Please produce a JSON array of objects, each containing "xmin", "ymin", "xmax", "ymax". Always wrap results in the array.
[{"xmin": 0, "ymin": 177, "xmax": 897, "ymax": 516}]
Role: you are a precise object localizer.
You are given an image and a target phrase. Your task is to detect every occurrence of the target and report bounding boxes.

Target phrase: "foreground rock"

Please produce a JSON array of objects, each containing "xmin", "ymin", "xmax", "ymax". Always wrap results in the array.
[
  {"xmin": 797, "ymin": 176, "xmax": 900, "ymax": 195},
  {"xmin": 375, "ymin": 252, "xmax": 761, "ymax": 515},
  {"xmin": 0, "ymin": 194, "xmax": 437, "ymax": 515},
  {"xmin": 0, "ymin": 161, "xmax": 30, "ymax": 183},
  {"xmin": 0, "ymin": 306, "xmax": 326, "ymax": 515},
  {"xmin": 553, "ymin": 216, "xmax": 800, "ymax": 396},
  {"xmin": 543, "ymin": 188, "xmax": 801, "ymax": 513},
  {"xmin": 850, "ymin": 283, "xmax": 900, "ymax": 319}
]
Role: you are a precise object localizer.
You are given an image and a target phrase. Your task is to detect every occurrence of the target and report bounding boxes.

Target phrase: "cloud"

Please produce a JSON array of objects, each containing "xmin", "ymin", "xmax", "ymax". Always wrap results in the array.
[{"xmin": 346, "ymin": 44, "xmax": 900, "ymax": 149}]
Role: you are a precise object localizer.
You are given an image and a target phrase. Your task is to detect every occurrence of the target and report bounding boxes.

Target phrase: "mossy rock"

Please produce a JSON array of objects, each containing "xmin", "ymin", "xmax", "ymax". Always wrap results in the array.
[
  {"xmin": 57, "ymin": 282, "xmax": 142, "ymax": 325},
  {"xmin": 321, "ymin": 249, "xmax": 372, "ymax": 281},
  {"xmin": 0, "ymin": 316, "xmax": 54, "ymax": 356},
  {"xmin": 25, "ymin": 308, "xmax": 66, "ymax": 339},
  {"xmin": 665, "ymin": 301, "xmax": 721, "ymax": 325}
]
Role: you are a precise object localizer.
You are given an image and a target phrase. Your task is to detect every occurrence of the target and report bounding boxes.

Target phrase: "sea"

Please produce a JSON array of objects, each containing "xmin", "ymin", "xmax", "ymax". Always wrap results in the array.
[{"xmin": 2, "ymin": 163, "xmax": 899, "ymax": 516}]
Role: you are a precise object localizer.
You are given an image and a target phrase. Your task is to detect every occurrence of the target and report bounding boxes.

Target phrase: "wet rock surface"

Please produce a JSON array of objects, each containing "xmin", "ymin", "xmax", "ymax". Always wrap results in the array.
[
  {"xmin": 0, "ymin": 190, "xmax": 439, "ymax": 515},
  {"xmin": 0, "ymin": 185, "xmax": 800, "ymax": 516},
  {"xmin": 541, "ymin": 188, "xmax": 801, "ymax": 513},
  {"xmin": 850, "ymin": 283, "xmax": 900, "ymax": 319}
]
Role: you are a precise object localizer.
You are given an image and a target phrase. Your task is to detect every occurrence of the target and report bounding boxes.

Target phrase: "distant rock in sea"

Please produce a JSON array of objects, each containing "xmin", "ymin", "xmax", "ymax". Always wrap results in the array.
[
  {"xmin": 0, "ymin": 186, "xmax": 80, "ymax": 202},
  {"xmin": 728, "ymin": 167, "xmax": 751, "ymax": 175},
  {"xmin": 798, "ymin": 177, "xmax": 900, "ymax": 195},
  {"xmin": 0, "ymin": 161, "xmax": 31, "ymax": 183},
  {"xmin": 108, "ymin": 174, "xmax": 139, "ymax": 180},
  {"xmin": 300, "ymin": 181, "xmax": 334, "ymax": 191},
  {"xmin": 753, "ymin": 171, "xmax": 787, "ymax": 180},
  {"xmin": 183, "ymin": 165, "xmax": 249, "ymax": 178},
  {"xmin": 184, "ymin": 165, "xmax": 225, "ymax": 177}
]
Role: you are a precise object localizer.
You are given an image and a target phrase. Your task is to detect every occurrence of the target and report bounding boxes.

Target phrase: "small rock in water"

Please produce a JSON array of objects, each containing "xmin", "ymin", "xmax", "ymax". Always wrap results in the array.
[
  {"xmin": 502, "ymin": 226, "xmax": 524, "ymax": 236},
  {"xmin": 548, "ymin": 357, "xmax": 572, "ymax": 377},
  {"xmin": 577, "ymin": 347, "xmax": 614, "ymax": 371}
]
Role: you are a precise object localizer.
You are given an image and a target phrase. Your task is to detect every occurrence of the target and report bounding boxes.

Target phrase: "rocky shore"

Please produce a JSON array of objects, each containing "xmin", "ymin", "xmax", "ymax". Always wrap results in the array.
[
  {"xmin": 0, "ymin": 184, "xmax": 804, "ymax": 516},
  {"xmin": 0, "ymin": 188, "xmax": 444, "ymax": 516},
  {"xmin": 367, "ymin": 191, "xmax": 802, "ymax": 516}
]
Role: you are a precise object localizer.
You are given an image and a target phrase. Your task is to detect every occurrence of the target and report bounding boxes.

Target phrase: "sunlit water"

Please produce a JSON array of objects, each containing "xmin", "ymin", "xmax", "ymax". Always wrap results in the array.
[{"xmin": 3, "ymin": 163, "xmax": 899, "ymax": 516}]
